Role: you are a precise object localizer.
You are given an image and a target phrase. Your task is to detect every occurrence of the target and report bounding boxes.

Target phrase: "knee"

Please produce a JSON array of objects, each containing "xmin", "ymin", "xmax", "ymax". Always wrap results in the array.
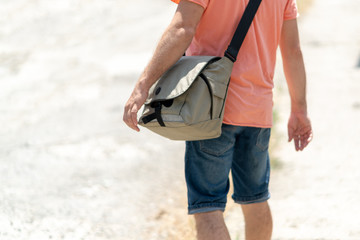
[
  {"xmin": 194, "ymin": 210, "xmax": 224, "ymax": 222},
  {"xmin": 241, "ymin": 201, "xmax": 273, "ymax": 225}
]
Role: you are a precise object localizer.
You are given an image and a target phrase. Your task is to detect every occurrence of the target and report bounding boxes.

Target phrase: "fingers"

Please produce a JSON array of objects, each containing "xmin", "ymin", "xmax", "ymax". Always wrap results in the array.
[
  {"xmin": 123, "ymin": 103, "xmax": 140, "ymax": 132},
  {"xmin": 287, "ymin": 113, "xmax": 313, "ymax": 151},
  {"xmin": 288, "ymin": 124, "xmax": 313, "ymax": 151},
  {"xmin": 292, "ymin": 129, "xmax": 313, "ymax": 151},
  {"xmin": 123, "ymin": 86, "xmax": 148, "ymax": 132},
  {"xmin": 130, "ymin": 105, "xmax": 140, "ymax": 132},
  {"xmin": 294, "ymin": 136, "xmax": 300, "ymax": 151},
  {"xmin": 293, "ymin": 135, "xmax": 305, "ymax": 151},
  {"xmin": 288, "ymin": 130, "xmax": 294, "ymax": 142},
  {"xmin": 300, "ymin": 136, "xmax": 308, "ymax": 150}
]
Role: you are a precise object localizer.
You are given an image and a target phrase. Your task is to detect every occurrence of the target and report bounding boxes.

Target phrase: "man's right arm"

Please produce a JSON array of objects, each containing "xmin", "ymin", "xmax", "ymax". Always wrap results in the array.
[
  {"xmin": 123, "ymin": 1, "xmax": 204, "ymax": 131},
  {"xmin": 280, "ymin": 18, "xmax": 313, "ymax": 151}
]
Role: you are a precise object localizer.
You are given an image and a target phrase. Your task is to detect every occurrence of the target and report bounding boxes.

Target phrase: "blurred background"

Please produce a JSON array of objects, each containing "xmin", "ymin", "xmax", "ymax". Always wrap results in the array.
[{"xmin": 0, "ymin": 0, "xmax": 359, "ymax": 239}]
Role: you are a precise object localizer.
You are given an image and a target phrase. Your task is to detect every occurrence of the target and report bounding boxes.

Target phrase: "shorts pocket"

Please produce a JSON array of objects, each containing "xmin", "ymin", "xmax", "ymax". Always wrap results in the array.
[
  {"xmin": 255, "ymin": 128, "xmax": 271, "ymax": 151},
  {"xmin": 199, "ymin": 128, "xmax": 234, "ymax": 156}
]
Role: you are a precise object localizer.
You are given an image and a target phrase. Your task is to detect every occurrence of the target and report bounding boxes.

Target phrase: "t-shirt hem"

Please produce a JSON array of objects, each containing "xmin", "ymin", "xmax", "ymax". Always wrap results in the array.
[
  {"xmin": 170, "ymin": 0, "xmax": 207, "ymax": 9},
  {"xmin": 284, "ymin": 13, "xmax": 299, "ymax": 21},
  {"xmin": 222, "ymin": 120, "xmax": 272, "ymax": 129}
]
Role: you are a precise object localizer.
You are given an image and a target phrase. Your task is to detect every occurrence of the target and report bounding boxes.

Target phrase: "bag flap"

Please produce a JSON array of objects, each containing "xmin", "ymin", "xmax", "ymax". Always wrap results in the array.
[
  {"xmin": 145, "ymin": 56, "xmax": 220, "ymax": 104},
  {"xmin": 202, "ymin": 56, "xmax": 234, "ymax": 98}
]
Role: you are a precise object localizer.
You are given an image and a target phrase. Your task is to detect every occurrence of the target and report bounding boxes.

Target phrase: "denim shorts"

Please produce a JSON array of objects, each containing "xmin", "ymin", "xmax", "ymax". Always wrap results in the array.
[{"xmin": 185, "ymin": 124, "xmax": 271, "ymax": 214}]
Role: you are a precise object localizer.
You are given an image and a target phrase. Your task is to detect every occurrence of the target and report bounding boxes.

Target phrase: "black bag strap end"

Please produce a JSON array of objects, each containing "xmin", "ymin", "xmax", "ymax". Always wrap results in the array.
[{"xmin": 141, "ymin": 102, "xmax": 166, "ymax": 127}]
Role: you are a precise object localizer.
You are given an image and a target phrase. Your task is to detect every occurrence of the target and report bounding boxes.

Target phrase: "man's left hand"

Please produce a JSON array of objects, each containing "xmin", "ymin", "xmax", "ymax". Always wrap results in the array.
[{"xmin": 288, "ymin": 112, "xmax": 313, "ymax": 151}]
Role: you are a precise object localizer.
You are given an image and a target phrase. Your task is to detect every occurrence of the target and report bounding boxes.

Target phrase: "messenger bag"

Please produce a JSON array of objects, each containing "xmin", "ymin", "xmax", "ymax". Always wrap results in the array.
[{"xmin": 139, "ymin": 0, "xmax": 262, "ymax": 140}]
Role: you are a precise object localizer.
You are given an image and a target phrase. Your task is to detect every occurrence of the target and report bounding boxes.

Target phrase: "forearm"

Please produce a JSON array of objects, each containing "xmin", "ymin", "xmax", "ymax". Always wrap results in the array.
[
  {"xmin": 281, "ymin": 48, "xmax": 308, "ymax": 113},
  {"xmin": 136, "ymin": 23, "xmax": 195, "ymax": 92},
  {"xmin": 279, "ymin": 18, "xmax": 308, "ymax": 114}
]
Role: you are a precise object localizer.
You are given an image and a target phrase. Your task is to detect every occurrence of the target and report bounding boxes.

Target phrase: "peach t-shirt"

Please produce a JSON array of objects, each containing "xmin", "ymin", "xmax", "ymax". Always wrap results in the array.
[{"xmin": 171, "ymin": 0, "xmax": 298, "ymax": 127}]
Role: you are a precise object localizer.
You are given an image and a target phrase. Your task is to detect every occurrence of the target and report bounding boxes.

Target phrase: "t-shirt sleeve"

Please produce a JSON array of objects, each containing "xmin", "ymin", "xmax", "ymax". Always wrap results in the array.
[
  {"xmin": 170, "ymin": 0, "xmax": 209, "ymax": 9},
  {"xmin": 283, "ymin": 0, "xmax": 299, "ymax": 20}
]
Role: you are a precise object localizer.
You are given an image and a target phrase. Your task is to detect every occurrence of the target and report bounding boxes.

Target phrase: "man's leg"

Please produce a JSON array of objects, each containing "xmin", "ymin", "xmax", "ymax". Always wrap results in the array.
[
  {"xmin": 241, "ymin": 201, "xmax": 273, "ymax": 240},
  {"xmin": 185, "ymin": 125, "xmax": 237, "ymax": 240},
  {"xmin": 231, "ymin": 128, "xmax": 273, "ymax": 240},
  {"xmin": 194, "ymin": 210, "xmax": 231, "ymax": 240}
]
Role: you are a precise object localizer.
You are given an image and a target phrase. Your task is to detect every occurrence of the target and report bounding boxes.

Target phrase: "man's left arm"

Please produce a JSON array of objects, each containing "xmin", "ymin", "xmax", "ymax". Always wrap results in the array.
[
  {"xmin": 280, "ymin": 19, "xmax": 313, "ymax": 151},
  {"xmin": 123, "ymin": 1, "xmax": 204, "ymax": 131}
]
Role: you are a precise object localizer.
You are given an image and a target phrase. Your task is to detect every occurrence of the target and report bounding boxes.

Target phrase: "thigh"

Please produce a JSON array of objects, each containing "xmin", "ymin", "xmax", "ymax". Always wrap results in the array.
[
  {"xmin": 231, "ymin": 127, "xmax": 271, "ymax": 204},
  {"xmin": 185, "ymin": 124, "xmax": 237, "ymax": 214}
]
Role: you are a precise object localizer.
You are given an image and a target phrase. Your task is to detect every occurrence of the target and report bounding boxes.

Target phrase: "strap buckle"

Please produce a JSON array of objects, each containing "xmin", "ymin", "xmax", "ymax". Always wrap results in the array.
[{"xmin": 224, "ymin": 50, "xmax": 236, "ymax": 62}]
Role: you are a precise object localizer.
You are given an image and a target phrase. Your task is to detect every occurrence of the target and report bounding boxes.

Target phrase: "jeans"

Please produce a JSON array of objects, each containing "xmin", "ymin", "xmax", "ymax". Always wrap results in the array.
[{"xmin": 185, "ymin": 124, "xmax": 271, "ymax": 214}]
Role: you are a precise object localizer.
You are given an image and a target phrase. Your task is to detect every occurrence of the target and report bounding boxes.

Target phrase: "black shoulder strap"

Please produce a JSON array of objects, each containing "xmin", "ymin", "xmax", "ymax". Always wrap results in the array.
[{"xmin": 224, "ymin": 0, "xmax": 262, "ymax": 62}]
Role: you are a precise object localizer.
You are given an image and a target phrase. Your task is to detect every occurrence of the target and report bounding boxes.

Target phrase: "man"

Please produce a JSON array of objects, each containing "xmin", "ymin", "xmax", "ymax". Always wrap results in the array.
[{"xmin": 123, "ymin": 0, "xmax": 313, "ymax": 239}]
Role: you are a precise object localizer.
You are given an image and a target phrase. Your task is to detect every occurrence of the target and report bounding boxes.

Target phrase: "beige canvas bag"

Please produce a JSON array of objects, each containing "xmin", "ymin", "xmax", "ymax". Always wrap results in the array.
[{"xmin": 138, "ymin": 0, "xmax": 262, "ymax": 140}]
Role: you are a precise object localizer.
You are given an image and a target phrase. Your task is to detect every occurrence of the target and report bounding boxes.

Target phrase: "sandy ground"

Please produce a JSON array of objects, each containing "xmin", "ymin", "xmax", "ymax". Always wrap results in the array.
[{"xmin": 1, "ymin": 0, "xmax": 360, "ymax": 240}]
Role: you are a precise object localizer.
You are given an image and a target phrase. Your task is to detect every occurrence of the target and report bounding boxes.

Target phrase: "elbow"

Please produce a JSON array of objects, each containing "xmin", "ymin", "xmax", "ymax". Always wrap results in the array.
[
  {"xmin": 290, "ymin": 46, "xmax": 303, "ymax": 57},
  {"xmin": 172, "ymin": 24, "xmax": 197, "ymax": 41},
  {"xmin": 282, "ymin": 45, "xmax": 303, "ymax": 59},
  {"xmin": 281, "ymin": 46, "xmax": 304, "ymax": 62}
]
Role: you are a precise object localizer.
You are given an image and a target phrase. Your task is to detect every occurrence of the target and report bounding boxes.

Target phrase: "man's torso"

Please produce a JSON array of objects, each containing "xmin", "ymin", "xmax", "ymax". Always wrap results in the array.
[{"xmin": 176, "ymin": 0, "xmax": 298, "ymax": 127}]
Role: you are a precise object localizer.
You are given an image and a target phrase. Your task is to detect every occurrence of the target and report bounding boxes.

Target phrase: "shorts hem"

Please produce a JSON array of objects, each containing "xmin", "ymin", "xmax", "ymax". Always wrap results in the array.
[
  {"xmin": 188, "ymin": 203, "xmax": 226, "ymax": 215},
  {"xmin": 232, "ymin": 191, "xmax": 271, "ymax": 205}
]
